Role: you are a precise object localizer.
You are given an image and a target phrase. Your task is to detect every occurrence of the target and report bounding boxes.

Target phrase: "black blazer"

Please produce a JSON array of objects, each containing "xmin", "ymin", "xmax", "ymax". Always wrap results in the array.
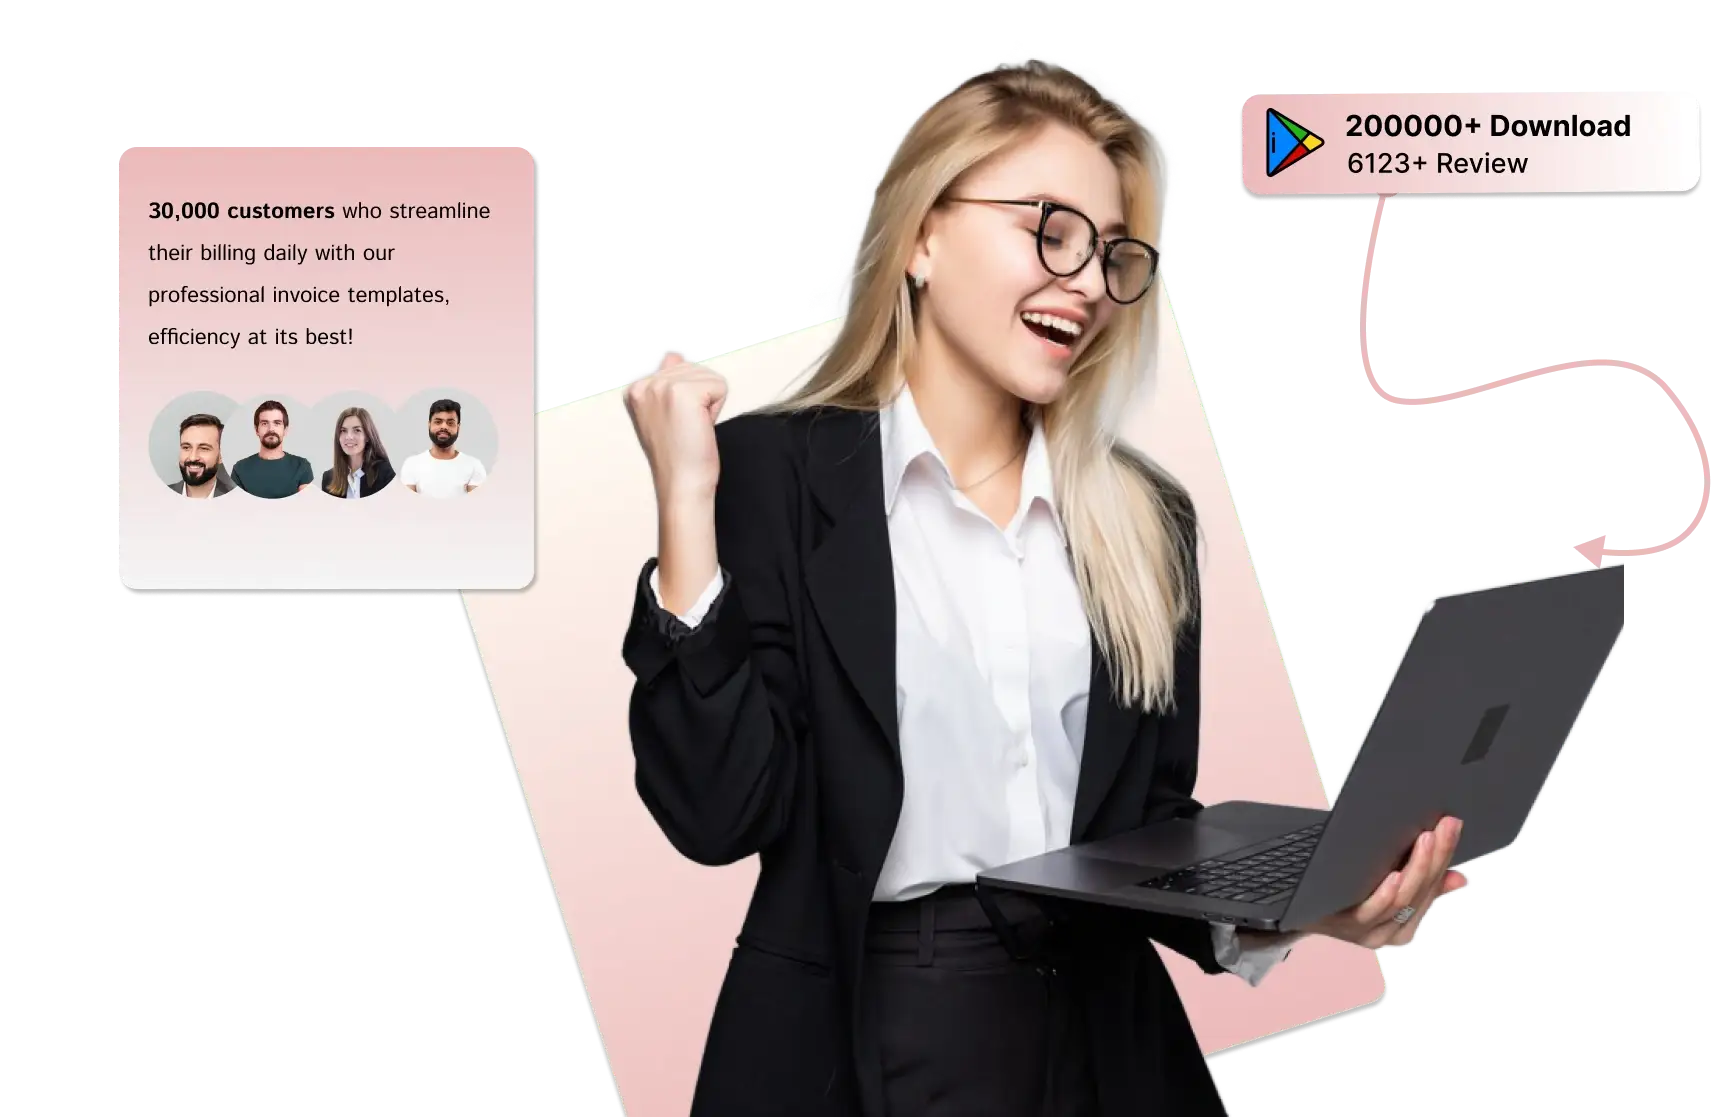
[
  {"xmin": 621, "ymin": 406, "xmax": 1228, "ymax": 1117},
  {"xmin": 319, "ymin": 458, "xmax": 396, "ymax": 498}
]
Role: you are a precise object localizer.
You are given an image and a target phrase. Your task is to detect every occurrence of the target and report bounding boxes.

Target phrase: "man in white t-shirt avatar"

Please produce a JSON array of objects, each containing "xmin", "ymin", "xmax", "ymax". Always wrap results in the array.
[{"xmin": 399, "ymin": 398, "xmax": 488, "ymax": 498}]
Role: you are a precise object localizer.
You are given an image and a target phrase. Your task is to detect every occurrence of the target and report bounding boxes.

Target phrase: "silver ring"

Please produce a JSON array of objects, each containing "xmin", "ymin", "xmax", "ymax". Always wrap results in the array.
[{"xmin": 1392, "ymin": 905, "xmax": 1417, "ymax": 925}]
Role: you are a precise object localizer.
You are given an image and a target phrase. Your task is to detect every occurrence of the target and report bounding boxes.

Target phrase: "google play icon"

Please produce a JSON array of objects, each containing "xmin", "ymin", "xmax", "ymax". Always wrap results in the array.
[{"xmin": 1267, "ymin": 109, "xmax": 1323, "ymax": 176}]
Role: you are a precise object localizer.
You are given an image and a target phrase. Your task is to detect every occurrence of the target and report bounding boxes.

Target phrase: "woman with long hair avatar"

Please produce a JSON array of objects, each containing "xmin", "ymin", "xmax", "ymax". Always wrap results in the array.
[
  {"xmin": 622, "ymin": 61, "xmax": 1465, "ymax": 1117},
  {"xmin": 321, "ymin": 407, "xmax": 395, "ymax": 499}
]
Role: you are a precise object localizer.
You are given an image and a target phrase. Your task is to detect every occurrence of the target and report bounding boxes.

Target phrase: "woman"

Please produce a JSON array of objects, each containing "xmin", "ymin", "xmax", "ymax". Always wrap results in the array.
[
  {"xmin": 621, "ymin": 61, "xmax": 1466, "ymax": 1117},
  {"xmin": 321, "ymin": 407, "xmax": 395, "ymax": 499}
]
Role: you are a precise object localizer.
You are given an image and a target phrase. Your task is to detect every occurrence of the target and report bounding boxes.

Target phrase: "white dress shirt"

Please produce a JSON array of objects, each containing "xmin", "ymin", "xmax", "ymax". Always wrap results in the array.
[
  {"xmin": 652, "ymin": 385, "xmax": 1300, "ymax": 984},
  {"xmin": 347, "ymin": 468, "xmax": 363, "ymax": 499}
]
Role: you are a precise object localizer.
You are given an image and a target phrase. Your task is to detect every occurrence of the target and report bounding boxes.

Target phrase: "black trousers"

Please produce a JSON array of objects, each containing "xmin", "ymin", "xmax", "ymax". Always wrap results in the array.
[{"xmin": 861, "ymin": 884, "xmax": 1099, "ymax": 1117}]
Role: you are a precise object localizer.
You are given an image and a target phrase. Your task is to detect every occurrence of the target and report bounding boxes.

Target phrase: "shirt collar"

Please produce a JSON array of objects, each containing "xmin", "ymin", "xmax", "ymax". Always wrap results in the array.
[{"xmin": 879, "ymin": 384, "xmax": 1064, "ymax": 541}]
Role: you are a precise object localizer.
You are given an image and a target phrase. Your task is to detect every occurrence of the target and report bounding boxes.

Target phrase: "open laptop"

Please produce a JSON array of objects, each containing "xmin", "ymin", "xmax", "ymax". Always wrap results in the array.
[{"xmin": 976, "ymin": 565, "xmax": 1624, "ymax": 934}]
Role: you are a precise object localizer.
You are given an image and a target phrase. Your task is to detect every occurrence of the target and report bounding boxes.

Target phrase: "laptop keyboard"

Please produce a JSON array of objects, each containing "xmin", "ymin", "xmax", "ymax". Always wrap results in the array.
[{"xmin": 1137, "ymin": 822, "xmax": 1325, "ymax": 906}]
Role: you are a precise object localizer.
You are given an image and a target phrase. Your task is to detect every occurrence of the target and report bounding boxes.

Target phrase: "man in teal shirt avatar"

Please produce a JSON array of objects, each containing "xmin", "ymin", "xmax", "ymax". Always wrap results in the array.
[{"xmin": 229, "ymin": 399, "xmax": 314, "ymax": 499}]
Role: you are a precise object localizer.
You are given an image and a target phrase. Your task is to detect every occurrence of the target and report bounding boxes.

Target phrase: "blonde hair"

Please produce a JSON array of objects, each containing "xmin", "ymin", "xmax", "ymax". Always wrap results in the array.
[{"xmin": 767, "ymin": 60, "xmax": 1199, "ymax": 714}]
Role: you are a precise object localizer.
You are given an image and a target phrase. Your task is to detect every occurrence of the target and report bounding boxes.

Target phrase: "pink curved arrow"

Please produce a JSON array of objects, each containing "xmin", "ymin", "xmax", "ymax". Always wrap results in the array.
[{"xmin": 1361, "ymin": 193, "xmax": 1710, "ymax": 566}]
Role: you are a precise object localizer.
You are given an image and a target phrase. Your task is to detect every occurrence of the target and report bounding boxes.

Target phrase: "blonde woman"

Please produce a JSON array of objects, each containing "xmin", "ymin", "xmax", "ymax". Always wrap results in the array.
[{"xmin": 621, "ymin": 61, "xmax": 1465, "ymax": 1117}]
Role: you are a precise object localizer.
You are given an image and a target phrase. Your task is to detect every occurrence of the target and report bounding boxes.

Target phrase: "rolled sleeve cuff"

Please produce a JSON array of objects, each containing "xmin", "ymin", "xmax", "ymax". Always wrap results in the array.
[
  {"xmin": 1210, "ymin": 923, "xmax": 1304, "ymax": 988},
  {"xmin": 622, "ymin": 558, "xmax": 748, "ymax": 697},
  {"xmin": 649, "ymin": 565, "xmax": 726, "ymax": 630}
]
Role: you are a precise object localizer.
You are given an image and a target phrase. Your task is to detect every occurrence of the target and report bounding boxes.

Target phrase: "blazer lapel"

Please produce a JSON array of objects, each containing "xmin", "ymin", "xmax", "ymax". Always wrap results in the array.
[
  {"xmin": 1071, "ymin": 636, "xmax": 1148, "ymax": 843},
  {"xmin": 803, "ymin": 408, "xmax": 900, "ymax": 759}
]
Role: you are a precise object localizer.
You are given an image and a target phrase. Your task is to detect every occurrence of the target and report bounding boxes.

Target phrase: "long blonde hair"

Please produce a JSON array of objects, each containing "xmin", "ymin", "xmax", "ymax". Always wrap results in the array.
[{"xmin": 767, "ymin": 60, "xmax": 1199, "ymax": 714}]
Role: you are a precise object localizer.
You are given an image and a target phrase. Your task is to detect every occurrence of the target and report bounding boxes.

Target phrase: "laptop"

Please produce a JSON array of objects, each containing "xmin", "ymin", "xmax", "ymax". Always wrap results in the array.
[{"xmin": 975, "ymin": 564, "xmax": 1624, "ymax": 934}]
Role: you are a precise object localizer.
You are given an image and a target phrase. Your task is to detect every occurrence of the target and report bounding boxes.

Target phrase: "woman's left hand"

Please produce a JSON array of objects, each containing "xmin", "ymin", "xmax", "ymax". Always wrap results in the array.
[{"xmin": 1303, "ymin": 816, "xmax": 1468, "ymax": 948}]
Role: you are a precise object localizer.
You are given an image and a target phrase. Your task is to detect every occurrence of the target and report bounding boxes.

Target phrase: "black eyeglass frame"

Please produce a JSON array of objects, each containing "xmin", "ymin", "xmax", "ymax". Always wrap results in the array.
[{"xmin": 945, "ymin": 196, "xmax": 1160, "ymax": 305}]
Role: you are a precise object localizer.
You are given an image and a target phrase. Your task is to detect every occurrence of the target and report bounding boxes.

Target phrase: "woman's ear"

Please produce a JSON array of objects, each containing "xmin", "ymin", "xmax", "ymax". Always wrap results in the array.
[
  {"xmin": 906, "ymin": 248, "xmax": 931, "ymax": 288},
  {"xmin": 906, "ymin": 215, "xmax": 940, "ymax": 288}
]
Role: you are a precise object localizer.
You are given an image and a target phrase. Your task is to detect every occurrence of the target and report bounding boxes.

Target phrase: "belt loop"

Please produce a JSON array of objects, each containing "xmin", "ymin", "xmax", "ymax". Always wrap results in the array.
[
  {"xmin": 976, "ymin": 883, "xmax": 1033, "ymax": 962},
  {"xmin": 917, "ymin": 894, "xmax": 936, "ymax": 967}
]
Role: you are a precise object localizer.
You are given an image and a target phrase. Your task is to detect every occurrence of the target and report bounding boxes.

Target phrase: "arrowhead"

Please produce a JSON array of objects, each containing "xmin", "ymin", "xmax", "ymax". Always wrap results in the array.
[{"xmin": 1575, "ymin": 532, "xmax": 1610, "ymax": 570}]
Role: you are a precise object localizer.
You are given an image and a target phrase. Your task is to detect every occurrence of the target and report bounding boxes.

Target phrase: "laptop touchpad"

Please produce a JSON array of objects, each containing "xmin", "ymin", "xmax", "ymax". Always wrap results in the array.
[{"xmin": 1077, "ymin": 821, "xmax": 1255, "ymax": 870}]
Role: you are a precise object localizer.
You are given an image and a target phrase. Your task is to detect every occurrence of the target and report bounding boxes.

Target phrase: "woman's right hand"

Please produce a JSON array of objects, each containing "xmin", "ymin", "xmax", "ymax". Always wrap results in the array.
[
  {"xmin": 624, "ymin": 352, "xmax": 728, "ymax": 616},
  {"xmin": 624, "ymin": 352, "xmax": 729, "ymax": 504}
]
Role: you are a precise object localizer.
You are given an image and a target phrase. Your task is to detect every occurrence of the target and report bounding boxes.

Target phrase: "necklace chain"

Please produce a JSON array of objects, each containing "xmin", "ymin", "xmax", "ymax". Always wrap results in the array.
[{"xmin": 954, "ymin": 429, "xmax": 1030, "ymax": 491}]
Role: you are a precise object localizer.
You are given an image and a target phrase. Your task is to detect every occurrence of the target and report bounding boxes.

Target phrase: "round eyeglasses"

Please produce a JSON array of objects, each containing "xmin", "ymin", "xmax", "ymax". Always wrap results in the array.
[{"xmin": 946, "ymin": 197, "xmax": 1160, "ymax": 305}]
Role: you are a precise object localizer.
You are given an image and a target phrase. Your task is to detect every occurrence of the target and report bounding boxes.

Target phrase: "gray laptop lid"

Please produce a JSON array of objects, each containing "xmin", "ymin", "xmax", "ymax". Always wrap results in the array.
[{"xmin": 1279, "ymin": 565, "xmax": 1624, "ymax": 933}]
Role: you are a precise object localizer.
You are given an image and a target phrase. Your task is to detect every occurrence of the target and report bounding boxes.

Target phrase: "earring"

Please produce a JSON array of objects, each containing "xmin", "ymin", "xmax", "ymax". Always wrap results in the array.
[{"xmin": 910, "ymin": 270, "xmax": 927, "ymax": 290}]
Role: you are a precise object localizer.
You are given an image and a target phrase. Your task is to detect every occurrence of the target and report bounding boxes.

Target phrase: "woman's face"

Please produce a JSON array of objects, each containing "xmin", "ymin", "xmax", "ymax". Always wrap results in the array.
[
  {"xmin": 911, "ymin": 123, "xmax": 1132, "ymax": 405},
  {"xmin": 338, "ymin": 416, "xmax": 367, "ymax": 459}
]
